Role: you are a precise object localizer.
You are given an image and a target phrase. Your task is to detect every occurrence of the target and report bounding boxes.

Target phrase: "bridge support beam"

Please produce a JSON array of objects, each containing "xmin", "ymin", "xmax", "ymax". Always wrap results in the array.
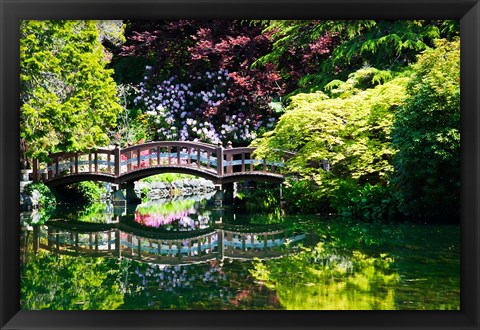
[
  {"xmin": 223, "ymin": 182, "xmax": 235, "ymax": 204},
  {"xmin": 214, "ymin": 183, "xmax": 235, "ymax": 207},
  {"xmin": 121, "ymin": 182, "xmax": 141, "ymax": 204},
  {"xmin": 112, "ymin": 186, "xmax": 126, "ymax": 205},
  {"xmin": 217, "ymin": 230, "xmax": 224, "ymax": 261},
  {"xmin": 280, "ymin": 183, "xmax": 286, "ymax": 215}
]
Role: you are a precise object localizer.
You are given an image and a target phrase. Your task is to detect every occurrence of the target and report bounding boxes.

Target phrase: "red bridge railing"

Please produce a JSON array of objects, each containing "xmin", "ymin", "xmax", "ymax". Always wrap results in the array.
[{"xmin": 32, "ymin": 141, "xmax": 288, "ymax": 183}]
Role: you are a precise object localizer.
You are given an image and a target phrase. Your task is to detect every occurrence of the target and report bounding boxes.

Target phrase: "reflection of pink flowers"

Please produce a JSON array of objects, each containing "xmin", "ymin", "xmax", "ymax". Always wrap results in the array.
[{"xmin": 134, "ymin": 209, "xmax": 210, "ymax": 231}]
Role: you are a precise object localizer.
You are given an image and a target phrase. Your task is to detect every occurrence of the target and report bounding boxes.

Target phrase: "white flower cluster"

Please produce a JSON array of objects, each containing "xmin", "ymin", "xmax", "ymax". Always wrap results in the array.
[{"xmin": 133, "ymin": 66, "xmax": 274, "ymax": 144}]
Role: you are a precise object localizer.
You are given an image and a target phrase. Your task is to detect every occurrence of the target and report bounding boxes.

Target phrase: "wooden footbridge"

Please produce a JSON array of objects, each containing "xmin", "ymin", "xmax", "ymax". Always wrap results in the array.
[{"xmin": 32, "ymin": 141, "xmax": 290, "ymax": 187}]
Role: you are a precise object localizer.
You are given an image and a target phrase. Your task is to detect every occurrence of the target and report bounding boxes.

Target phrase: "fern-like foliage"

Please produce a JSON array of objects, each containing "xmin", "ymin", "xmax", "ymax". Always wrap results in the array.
[{"xmin": 253, "ymin": 20, "xmax": 459, "ymax": 95}]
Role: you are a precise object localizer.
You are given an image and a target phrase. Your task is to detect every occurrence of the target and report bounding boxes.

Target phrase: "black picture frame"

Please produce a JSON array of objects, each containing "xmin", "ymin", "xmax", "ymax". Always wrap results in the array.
[{"xmin": 1, "ymin": 0, "xmax": 478, "ymax": 329}]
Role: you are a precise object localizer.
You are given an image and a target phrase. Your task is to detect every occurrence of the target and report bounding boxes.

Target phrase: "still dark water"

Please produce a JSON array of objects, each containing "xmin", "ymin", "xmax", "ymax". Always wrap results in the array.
[{"xmin": 20, "ymin": 193, "xmax": 460, "ymax": 310}]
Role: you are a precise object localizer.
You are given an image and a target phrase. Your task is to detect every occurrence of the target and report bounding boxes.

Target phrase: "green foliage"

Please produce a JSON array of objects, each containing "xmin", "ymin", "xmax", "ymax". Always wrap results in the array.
[
  {"xmin": 253, "ymin": 20, "xmax": 376, "ymax": 69},
  {"xmin": 140, "ymin": 173, "xmax": 197, "ymax": 183},
  {"xmin": 24, "ymin": 182, "xmax": 56, "ymax": 207},
  {"xmin": 21, "ymin": 252, "xmax": 123, "ymax": 310},
  {"xmin": 58, "ymin": 181, "xmax": 105, "ymax": 204},
  {"xmin": 239, "ymin": 187, "xmax": 281, "ymax": 214},
  {"xmin": 282, "ymin": 179, "xmax": 330, "ymax": 215},
  {"xmin": 392, "ymin": 39, "xmax": 460, "ymax": 218},
  {"xmin": 253, "ymin": 35, "xmax": 460, "ymax": 220},
  {"xmin": 255, "ymin": 20, "xmax": 458, "ymax": 93},
  {"xmin": 252, "ymin": 72, "xmax": 409, "ymax": 215},
  {"xmin": 324, "ymin": 67, "xmax": 394, "ymax": 97},
  {"xmin": 76, "ymin": 182, "xmax": 104, "ymax": 202},
  {"xmin": 301, "ymin": 20, "xmax": 457, "ymax": 91},
  {"xmin": 334, "ymin": 183, "xmax": 396, "ymax": 221},
  {"xmin": 20, "ymin": 20, "xmax": 123, "ymax": 161}
]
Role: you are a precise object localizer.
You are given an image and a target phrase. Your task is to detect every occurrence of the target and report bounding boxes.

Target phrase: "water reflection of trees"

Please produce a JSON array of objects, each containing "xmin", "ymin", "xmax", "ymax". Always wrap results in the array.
[
  {"xmin": 20, "ymin": 225, "xmax": 293, "ymax": 310},
  {"xmin": 120, "ymin": 259, "xmax": 282, "ymax": 310},
  {"xmin": 20, "ymin": 251, "xmax": 123, "ymax": 310},
  {"xmin": 250, "ymin": 242, "xmax": 399, "ymax": 310},
  {"xmin": 20, "ymin": 193, "xmax": 459, "ymax": 310}
]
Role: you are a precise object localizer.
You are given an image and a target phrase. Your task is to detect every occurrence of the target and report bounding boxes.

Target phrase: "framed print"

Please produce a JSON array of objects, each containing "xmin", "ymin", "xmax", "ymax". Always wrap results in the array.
[{"xmin": 1, "ymin": 0, "xmax": 479, "ymax": 329}]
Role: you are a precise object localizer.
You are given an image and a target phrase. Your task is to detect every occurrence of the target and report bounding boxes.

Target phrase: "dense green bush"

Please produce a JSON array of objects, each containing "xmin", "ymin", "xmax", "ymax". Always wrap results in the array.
[
  {"xmin": 20, "ymin": 20, "xmax": 122, "ymax": 161},
  {"xmin": 23, "ymin": 182, "xmax": 56, "ymax": 207},
  {"xmin": 392, "ymin": 39, "xmax": 460, "ymax": 218},
  {"xmin": 334, "ymin": 183, "xmax": 396, "ymax": 221},
  {"xmin": 58, "ymin": 181, "xmax": 105, "ymax": 204},
  {"xmin": 76, "ymin": 181, "xmax": 105, "ymax": 203},
  {"xmin": 282, "ymin": 179, "xmax": 331, "ymax": 215}
]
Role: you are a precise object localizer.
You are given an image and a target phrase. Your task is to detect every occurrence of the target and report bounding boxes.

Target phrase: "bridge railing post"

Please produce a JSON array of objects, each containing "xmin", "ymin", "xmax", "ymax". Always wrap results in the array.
[
  {"xmin": 32, "ymin": 158, "xmax": 39, "ymax": 182},
  {"xmin": 114, "ymin": 146, "xmax": 121, "ymax": 177},
  {"xmin": 94, "ymin": 152, "xmax": 98, "ymax": 173},
  {"xmin": 216, "ymin": 142, "xmax": 224, "ymax": 177},
  {"xmin": 226, "ymin": 141, "xmax": 233, "ymax": 174},
  {"xmin": 74, "ymin": 154, "xmax": 78, "ymax": 174},
  {"xmin": 47, "ymin": 161, "xmax": 53, "ymax": 180}
]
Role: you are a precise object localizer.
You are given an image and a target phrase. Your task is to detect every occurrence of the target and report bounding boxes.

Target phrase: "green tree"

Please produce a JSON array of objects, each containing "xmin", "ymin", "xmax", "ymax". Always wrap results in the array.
[
  {"xmin": 20, "ymin": 20, "xmax": 123, "ymax": 162},
  {"xmin": 391, "ymin": 39, "xmax": 460, "ymax": 218},
  {"xmin": 251, "ymin": 69, "xmax": 409, "ymax": 216}
]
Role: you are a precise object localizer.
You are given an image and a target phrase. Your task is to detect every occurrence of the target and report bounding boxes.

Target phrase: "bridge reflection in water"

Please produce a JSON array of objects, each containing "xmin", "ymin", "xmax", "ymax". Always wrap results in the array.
[{"xmin": 30, "ymin": 224, "xmax": 306, "ymax": 265}]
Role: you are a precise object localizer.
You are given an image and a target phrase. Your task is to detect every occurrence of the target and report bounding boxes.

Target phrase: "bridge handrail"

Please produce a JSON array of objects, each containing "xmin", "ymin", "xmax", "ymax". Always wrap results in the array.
[
  {"xmin": 33, "ymin": 147, "xmax": 117, "ymax": 181},
  {"xmin": 223, "ymin": 147, "xmax": 255, "ymax": 155},
  {"xmin": 48, "ymin": 148, "xmax": 115, "ymax": 159},
  {"xmin": 121, "ymin": 141, "xmax": 218, "ymax": 154}
]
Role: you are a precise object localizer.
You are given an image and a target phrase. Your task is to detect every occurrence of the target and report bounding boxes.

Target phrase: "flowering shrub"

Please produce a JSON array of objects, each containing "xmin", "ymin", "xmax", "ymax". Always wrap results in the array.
[
  {"xmin": 120, "ymin": 20, "xmax": 286, "ymax": 146},
  {"xmin": 133, "ymin": 67, "xmax": 278, "ymax": 146}
]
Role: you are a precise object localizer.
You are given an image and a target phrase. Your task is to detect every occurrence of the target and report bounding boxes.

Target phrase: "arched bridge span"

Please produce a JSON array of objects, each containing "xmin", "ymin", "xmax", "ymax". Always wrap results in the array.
[{"xmin": 32, "ymin": 141, "xmax": 289, "ymax": 187}]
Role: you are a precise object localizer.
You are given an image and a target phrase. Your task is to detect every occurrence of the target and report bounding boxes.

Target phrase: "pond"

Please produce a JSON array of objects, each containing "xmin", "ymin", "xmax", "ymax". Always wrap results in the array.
[{"xmin": 20, "ymin": 189, "xmax": 460, "ymax": 310}]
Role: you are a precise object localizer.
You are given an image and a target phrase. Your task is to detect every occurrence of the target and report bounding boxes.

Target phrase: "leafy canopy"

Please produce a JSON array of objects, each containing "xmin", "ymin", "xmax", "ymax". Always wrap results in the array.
[
  {"xmin": 252, "ymin": 69, "xmax": 409, "ymax": 185},
  {"xmin": 20, "ymin": 20, "xmax": 122, "ymax": 161},
  {"xmin": 392, "ymin": 38, "xmax": 460, "ymax": 217},
  {"xmin": 254, "ymin": 20, "xmax": 458, "ymax": 94}
]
